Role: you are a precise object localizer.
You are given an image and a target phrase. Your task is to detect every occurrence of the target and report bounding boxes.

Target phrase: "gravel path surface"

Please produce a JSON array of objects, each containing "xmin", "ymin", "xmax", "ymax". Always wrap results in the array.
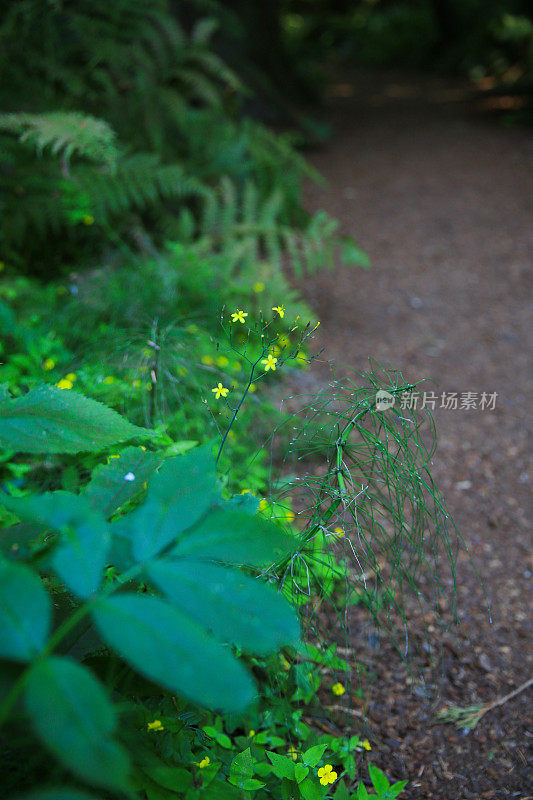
[{"xmin": 300, "ymin": 69, "xmax": 532, "ymax": 798}]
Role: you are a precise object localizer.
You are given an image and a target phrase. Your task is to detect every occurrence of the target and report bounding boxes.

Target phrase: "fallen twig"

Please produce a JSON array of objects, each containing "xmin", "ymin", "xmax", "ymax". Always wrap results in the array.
[{"xmin": 436, "ymin": 675, "xmax": 533, "ymax": 731}]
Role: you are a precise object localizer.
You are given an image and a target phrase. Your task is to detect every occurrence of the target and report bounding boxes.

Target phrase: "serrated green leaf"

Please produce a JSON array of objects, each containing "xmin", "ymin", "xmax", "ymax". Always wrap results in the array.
[
  {"xmin": 0, "ymin": 560, "xmax": 51, "ymax": 660},
  {"xmin": 302, "ymin": 743, "xmax": 327, "ymax": 767},
  {"xmin": 265, "ymin": 752, "xmax": 295, "ymax": 781},
  {"xmin": 3, "ymin": 492, "xmax": 109, "ymax": 598},
  {"xmin": 171, "ymin": 509, "xmax": 295, "ymax": 566},
  {"xmin": 147, "ymin": 560, "xmax": 299, "ymax": 653},
  {"xmin": 84, "ymin": 447, "xmax": 162, "ymax": 519},
  {"xmin": 131, "ymin": 447, "xmax": 217, "ymax": 561},
  {"xmin": 24, "ymin": 656, "xmax": 129, "ymax": 790},
  {"xmin": 0, "ymin": 385, "xmax": 149, "ymax": 453},
  {"xmin": 92, "ymin": 594, "xmax": 256, "ymax": 711}
]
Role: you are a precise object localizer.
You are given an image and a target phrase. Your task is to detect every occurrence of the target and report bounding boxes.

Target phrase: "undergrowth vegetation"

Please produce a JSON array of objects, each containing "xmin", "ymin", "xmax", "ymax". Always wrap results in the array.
[{"xmin": 1, "ymin": 2, "xmax": 465, "ymax": 799}]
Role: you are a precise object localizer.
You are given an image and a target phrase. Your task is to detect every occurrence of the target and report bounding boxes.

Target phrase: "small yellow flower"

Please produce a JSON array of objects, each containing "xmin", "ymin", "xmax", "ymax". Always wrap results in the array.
[
  {"xmin": 261, "ymin": 354, "xmax": 278, "ymax": 372},
  {"xmin": 240, "ymin": 489, "xmax": 252, "ymax": 495},
  {"xmin": 65, "ymin": 372, "xmax": 77, "ymax": 382},
  {"xmin": 56, "ymin": 378, "xmax": 73, "ymax": 390},
  {"xmin": 286, "ymin": 510, "xmax": 295, "ymax": 523},
  {"xmin": 141, "ymin": 446, "xmax": 146, "ymax": 451},
  {"xmin": 44, "ymin": 358, "xmax": 56, "ymax": 371},
  {"xmin": 363, "ymin": 739, "xmax": 371, "ymax": 751},
  {"xmin": 107, "ymin": 454, "xmax": 120, "ymax": 463},
  {"xmin": 147, "ymin": 719, "xmax": 164, "ymax": 732},
  {"xmin": 216, "ymin": 355, "xmax": 229, "ymax": 368},
  {"xmin": 201, "ymin": 355, "xmax": 215, "ymax": 366},
  {"xmin": 259, "ymin": 498, "xmax": 269, "ymax": 511},
  {"xmin": 287, "ymin": 745, "xmax": 298, "ymax": 761},
  {"xmin": 272, "ymin": 305, "xmax": 285, "ymax": 319},
  {"xmin": 198, "ymin": 756, "xmax": 210, "ymax": 769},
  {"xmin": 103, "ymin": 376, "xmax": 115, "ymax": 384},
  {"xmin": 249, "ymin": 383, "xmax": 257, "ymax": 393},
  {"xmin": 253, "ymin": 281, "xmax": 265, "ymax": 293},
  {"xmin": 332, "ymin": 682, "xmax": 345, "ymax": 696},
  {"xmin": 142, "ymin": 481, "xmax": 147, "ymax": 489},
  {"xmin": 212, "ymin": 382, "xmax": 229, "ymax": 400},
  {"xmin": 318, "ymin": 765, "xmax": 337, "ymax": 786},
  {"xmin": 82, "ymin": 214, "xmax": 94, "ymax": 226},
  {"xmin": 231, "ymin": 309, "xmax": 248, "ymax": 324},
  {"xmin": 333, "ymin": 526, "xmax": 344, "ymax": 537},
  {"xmin": 248, "ymin": 730, "xmax": 256, "ymax": 738}
]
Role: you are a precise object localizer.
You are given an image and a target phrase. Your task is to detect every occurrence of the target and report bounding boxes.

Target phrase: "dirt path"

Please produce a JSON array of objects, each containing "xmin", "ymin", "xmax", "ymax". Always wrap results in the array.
[{"xmin": 301, "ymin": 70, "xmax": 532, "ymax": 798}]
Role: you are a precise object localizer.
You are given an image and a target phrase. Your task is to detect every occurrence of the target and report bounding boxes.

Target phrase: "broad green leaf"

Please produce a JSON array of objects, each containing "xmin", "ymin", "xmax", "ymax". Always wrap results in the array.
[
  {"xmin": 84, "ymin": 446, "xmax": 162, "ymax": 519},
  {"xmin": 0, "ymin": 385, "xmax": 149, "ymax": 453},
  {"xmin": 131, "ymin": 446, "xmax": 217, "ymax": 561},
  {"xmin": 147, "ymin": 560, "xmax": 299, "ymax": 653},
  {"xmin": 24, "ymin": 656, "xmax": 129, "ymax": 790},
  {"xmin": 299, "ymin": 778, "xmax": 323, "ymax": 800},
  {"xmin": 202, "ymin": 726, "xmax": 232, "ymax": 748},
  {"xmin": 92, "ymin": 594, "xmax": 256, "ymax": 711},
  {"xmin": 145, "ymin": 764, "xmax": 192, "ymax": 791},
  {"xmin": 13, "ymin": 789, "xmax": 103, "ymax": 800},
  {"xmin": 295, "ymin": 764, "xmax": 310, "ymax": 783},
  {"xmin": 333, "ymin": 779, "xmax": 349, "ymax": 800},
  {"xmin": 171, "ymin": 509, "xmax": 295, "ymax": 566},
  {"xmin": 302, "ymin": 743, "xmax": 328, "ymax": 767},
  {"xmin": 390, "ymin": 781, "xmax": 408, "ymax": 797},
  {"xmin": 369, "ymin": 764, "xmax": 389, "ymax": 794},
  {"xmin": 0, "ymin": 560, "xmax": 51, "ymax": 660},
  {"xmin": 265, "ymin": 752, "xmax": 295, "ymax": 781},
  {"xmin": 229, "ymin": 748, "xmax": 265, "ymax": 790},
  {"xmin": 201, "ymin": 779, "xmax": 242, "ymax": 800},
  {"xmin": 3, "ymin": 492, "xmax": 109, "ymax": 598},
  {"xmin": 356, "ymin": 782, "xmax": 370, "ymax": 800},
  {"xmin": 225, "ymin": 492, "xmax": 260, "ymax": 515}
]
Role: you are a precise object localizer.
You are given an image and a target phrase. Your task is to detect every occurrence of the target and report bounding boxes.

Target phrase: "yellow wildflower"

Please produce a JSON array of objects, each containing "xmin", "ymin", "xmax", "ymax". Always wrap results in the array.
[
  {"xmin": 318, "ymin": 765, "xmax": 337, "ymax": 786},
  {"xmin": 240, "ymin": 489, "xmax": 252, "ymax": 495},
  {"xmin": 198, "ymin": 756, "xmax": 210, "ymax": 769},
  {"xmin": 65, "ymin": 373, "xmax": 77, "ymax": 382},
  {"xmin": 249, "ymin": 383, "xmax": 257, "ymax": 393},
  {"xmin": 272, "ymin": 305, "xmax": 285, "ymax": 319},
  {"xmin": 248, "ymin": 730, "xmax": 256, "ymax": 738},
  {"xmin": 231, "ymin": 309, "xmax": 248, "ymax": 324},
  {"xmin": 82, "ymin": 214, "xmax": 94, "ymax": 226},
  {"xmin": 212, "ymin": 382, "xmax": 229, "ymax": 400},
  {"xmin": 363, "ymin": 739, "xmax": 371, "ymax": 751},
  {"xmin": 216, "ymin": 355, "xmax": 229, "ymax": 368},
  {"xmin": 333, "ymin": 526, "xmax": 345, "ymax": 537},
  {"xmin": 201, "ymin": 355, "xmax": 215, "ymax": 366},
  {"xmin": 147, "ymin": 719, "xmax": 164, "ymax": 732},
  {"xmin": 259, "ymin": 498, "xmax": 268, "ymax": 511},
  {"xmin": 332, "ymin": 682, "xmax": 345, "ymax": 696},
  {"xmin": 56, "ymin": 378, "xmax": 73, "ymax": 390},
  {"xmin": 261, "ymin": 354, "xmax": 277, "ymax": 372},
  {"xmin": 286, "ymin": 510, "xmax": 295, "ymax": 523},
  {"xmin": 253, "ymin": 281, "xmax": 265, "ymax": 293},
  {"xmin": 44, "ymin": 358, "xmax": 56, "ymax": 371}
]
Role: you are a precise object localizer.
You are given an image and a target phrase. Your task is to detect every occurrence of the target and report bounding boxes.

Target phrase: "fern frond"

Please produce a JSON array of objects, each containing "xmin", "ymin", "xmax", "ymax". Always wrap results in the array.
[{"xmin": 0, "ymin": 112, "xmax": 118, "ymax": 168}]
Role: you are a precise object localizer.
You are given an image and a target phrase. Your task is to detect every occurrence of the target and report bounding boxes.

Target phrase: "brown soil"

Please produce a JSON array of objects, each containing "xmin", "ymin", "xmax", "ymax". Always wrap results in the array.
[{"xmin": 299, "ymin": 69, "xmax": 532, "ymax": 798}]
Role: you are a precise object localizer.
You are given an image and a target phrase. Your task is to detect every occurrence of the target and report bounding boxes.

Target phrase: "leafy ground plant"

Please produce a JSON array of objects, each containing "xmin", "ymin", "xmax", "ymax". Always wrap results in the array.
[{"xmin": 0, "ymin": 385, "xmax": 300, "ymax": 797}]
